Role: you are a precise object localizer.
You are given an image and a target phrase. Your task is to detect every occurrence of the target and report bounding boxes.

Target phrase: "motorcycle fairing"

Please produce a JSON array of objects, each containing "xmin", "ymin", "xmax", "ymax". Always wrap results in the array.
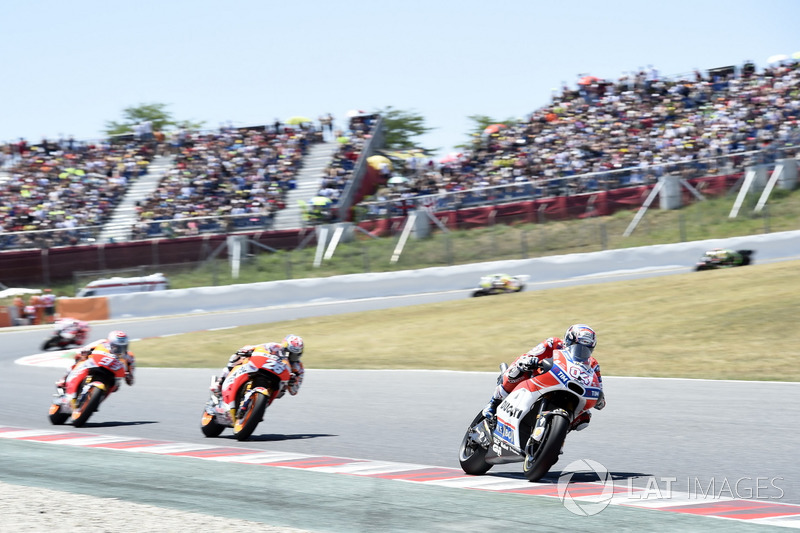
[
  {"xmin": 484, "ymin": 351, "xmax": 601, "ymax": 464},
  {"xmin": 222, "ymin": 354, "xmax": 292, "ymax": 406}
]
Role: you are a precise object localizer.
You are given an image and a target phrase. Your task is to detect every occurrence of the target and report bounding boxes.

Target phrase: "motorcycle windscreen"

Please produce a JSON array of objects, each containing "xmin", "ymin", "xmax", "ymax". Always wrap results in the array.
[{"xmin": 566, "ymin": 343, "xmax": 593, "ymax": 363}]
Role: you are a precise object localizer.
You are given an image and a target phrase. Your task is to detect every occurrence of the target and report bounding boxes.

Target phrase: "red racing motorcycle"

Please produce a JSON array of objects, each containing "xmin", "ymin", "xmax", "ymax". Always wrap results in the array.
[
  {"xmin": 459, "ymin": 348, "xmax": 603, "ymax": 481},
  {"xmin": 200, "ymin": 350, "xmax": 292, "ymax": 441},
  {"xmin": 48, "ymin": 351, "xmax": 127, "ymax": 427}
]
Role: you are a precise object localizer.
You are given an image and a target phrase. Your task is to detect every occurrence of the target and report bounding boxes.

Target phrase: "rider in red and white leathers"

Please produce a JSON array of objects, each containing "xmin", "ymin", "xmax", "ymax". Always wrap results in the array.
[
  {"xmin": 55, "ymin": 330, "xmax": 136, "ymax": 389},
  {"xmin": 482, "ymin": 324, "xmax": 606, "ymax": 431},
  {"xmin": 54, "ymin": 317, "xmax": 90, "ymax": 346},
  {"xmin": 211, "ymin": 334, "xmax": 305, "ymax": 399}
]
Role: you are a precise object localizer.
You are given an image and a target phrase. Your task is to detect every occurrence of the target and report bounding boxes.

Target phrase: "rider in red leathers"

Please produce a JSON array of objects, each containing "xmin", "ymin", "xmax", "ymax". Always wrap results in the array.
[
  {"xmin": 482, "ymin": 324, "xmax": 606, "ymax": 431},
  {"xmin": 54, "ymin": 317, "xmax": 90, "ymax": 346},
  {"xmin": 55, "ymin": 330, "xmax": 136, "ymax": 389},
  {"xmin": 211, "ymin": 334, "xmax": 305, "ymax": 399}
]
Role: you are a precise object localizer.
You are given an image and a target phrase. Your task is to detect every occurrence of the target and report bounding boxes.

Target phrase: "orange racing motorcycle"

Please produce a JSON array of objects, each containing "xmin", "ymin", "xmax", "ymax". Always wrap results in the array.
[
  {"xmin": 200, "ymin": 349, "xmax": 292, "ymax": 441},
  {"xmin": 48, "ymin": 351, "xmax": 127, "ymax": 427}
]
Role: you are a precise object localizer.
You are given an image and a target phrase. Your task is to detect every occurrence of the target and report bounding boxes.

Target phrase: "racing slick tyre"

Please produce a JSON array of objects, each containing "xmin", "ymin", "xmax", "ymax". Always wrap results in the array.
[
  {"xmin": 233, "ymin": 392, "xmax": 269, "ymax": 441},
  {"xmin": 48, "ymin": 404, "xmax": 69, "ymax": 425},
  {"xmin": 42, "ymin": 336, "xmax": 61, "ymax": 351},
  {"xmin": 200, "ymin": 410, "xmax": 225, "ymax": 438},
  {"xmin": 522, "ymin": 414, "xmax": 569, "ymax": 482},
  {"xmin": 458, "ymin": 412, "xmax": 493, "ymax": 475},
  {"xmin": 71, "ymin": 386, "xmax": 104, "ymax": 428}
]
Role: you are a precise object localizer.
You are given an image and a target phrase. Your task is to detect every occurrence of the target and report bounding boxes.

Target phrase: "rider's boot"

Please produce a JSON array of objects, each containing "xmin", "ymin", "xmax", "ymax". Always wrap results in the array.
[
  {"xmin": 482, "ymin": 382, "xmax": 510, "ymax": 420},
  {"xmin": 482, "ymin": 397, "xmax": 502, "ymax": 421},
  {"xmin": 209, "ymin": 376, "xmax": 222, "ymax": 399},
  {"xmin": 569, "ymin": 411, "xmax": 592, "ymax": 432}
]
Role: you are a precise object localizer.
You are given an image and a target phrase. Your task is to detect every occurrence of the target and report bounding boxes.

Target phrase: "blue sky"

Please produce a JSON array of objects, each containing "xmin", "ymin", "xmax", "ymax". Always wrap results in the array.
[{"xmin": 2, "ymin": 1, "xmax": 799, "ymax": 156}]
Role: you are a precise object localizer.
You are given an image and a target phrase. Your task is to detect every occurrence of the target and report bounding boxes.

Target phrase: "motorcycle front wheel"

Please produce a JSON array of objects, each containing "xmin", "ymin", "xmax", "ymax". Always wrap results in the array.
[
  {"xmin": 233, "ymin": 392, "xmax": 269, "ymax": 441},
  {"xmin": 458, "ymin": 412, "xmax": 492, "ymax": 475},
  {"xmin": 71, "ymin": 387, "xmax": 104, "ymax": 427},
  {"xmin": 522, "ymin": 414, "xmax": 569, "ymax": 482}
]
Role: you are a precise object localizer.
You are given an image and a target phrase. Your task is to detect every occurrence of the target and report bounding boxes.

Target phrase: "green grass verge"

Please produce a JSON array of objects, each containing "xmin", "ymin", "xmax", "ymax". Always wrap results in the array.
[{"xmin": 133, "ymin": 259, "xmax": 800, "ymax": 382}]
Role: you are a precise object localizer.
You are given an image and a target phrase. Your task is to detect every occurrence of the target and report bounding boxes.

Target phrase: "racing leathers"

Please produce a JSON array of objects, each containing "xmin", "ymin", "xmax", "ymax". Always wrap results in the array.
[
  {"xmin": 56, "ymin": 339, "xmax": 136, "ymax": 389},
  {"xmin": 211, "ymin": 342, "xmax": 305, "ymax": 399},
  {"xmin": 54, "ymin": 318, "xmax": 89, "ymax": 346},
  {"xmin": 481, "ymin": 337, "xmax": 605, "ymax": 431}
]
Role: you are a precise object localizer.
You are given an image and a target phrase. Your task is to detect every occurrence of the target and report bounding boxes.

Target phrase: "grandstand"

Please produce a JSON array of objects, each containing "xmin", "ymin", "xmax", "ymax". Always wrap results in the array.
[{"xmin": 2, "ymin": 58, "xmax": 799, "ymax": 285}]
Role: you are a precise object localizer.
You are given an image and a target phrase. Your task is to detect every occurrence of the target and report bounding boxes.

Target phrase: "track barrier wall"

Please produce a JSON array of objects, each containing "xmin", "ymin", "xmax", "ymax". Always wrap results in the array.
[{"xmin": 96, "ymin": 230, "xmax": 800, "ymax": 319}]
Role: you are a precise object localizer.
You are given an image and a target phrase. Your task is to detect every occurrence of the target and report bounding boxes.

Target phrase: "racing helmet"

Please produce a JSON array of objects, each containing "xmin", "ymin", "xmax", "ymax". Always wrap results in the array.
[
  {"xmin": 283, "ymin": 334, "xmax": 304, "ymax": 356},
  {"xmin": 564, "ymin": 324, "xmax": 596, "ymax": 362},
  {"xmin": 107, "ymin": 330, "xmax": 129, "ymax": 356}
]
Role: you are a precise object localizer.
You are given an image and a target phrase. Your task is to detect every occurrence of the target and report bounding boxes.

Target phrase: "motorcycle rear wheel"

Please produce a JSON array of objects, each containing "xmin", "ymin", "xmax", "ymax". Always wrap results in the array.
[
  {"xmin": 200, "ymin": 410, "xmax": 225, "ymax": 437},
  {"xmin": 48, "ymin": 403, "xmax": 69, "ymax": 425},
  {"xmin": 71, "ymin": 387, "xmax": 104, "ymax": 428},
  {"xmin": 233, "ymin": 392, "xmax": 269, "ymax": 441},
  {"xmin": 522, "ymin": 414, "xmax": 569, "ymax": 482},
  {"xmin": 458, "ymin": 412, "xmax": 492, "ymax": 475},
  {"xmin": 42, "ymin": 337, "xmax": 60, "ymax": 351}
]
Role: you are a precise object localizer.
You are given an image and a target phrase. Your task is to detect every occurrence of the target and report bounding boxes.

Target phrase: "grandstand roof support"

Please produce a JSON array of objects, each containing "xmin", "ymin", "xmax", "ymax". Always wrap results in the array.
[
  {"xmin": 623, "ymin": 181, "xmax": 663, "ymax": 237},
  {"xmin": 624, "ymin": 177, "xmax": 707, "ymax": 237},
  {"xmin": 754, "ymin": 159, "xmax": 797, "ymax": 213},
  {"xmin": 391, "ymin": 213, "xmax": 417, "ymax": 263}
]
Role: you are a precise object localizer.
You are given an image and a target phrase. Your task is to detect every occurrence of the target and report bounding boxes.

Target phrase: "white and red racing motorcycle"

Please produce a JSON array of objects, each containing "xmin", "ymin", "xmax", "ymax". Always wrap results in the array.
[
  {"xmin": 458, "ymin": 349, "xmax": 602, "ymax": 481},
  {"xmin": 200, "ymin": 349, "xmax": 292, "ymax": 441}
]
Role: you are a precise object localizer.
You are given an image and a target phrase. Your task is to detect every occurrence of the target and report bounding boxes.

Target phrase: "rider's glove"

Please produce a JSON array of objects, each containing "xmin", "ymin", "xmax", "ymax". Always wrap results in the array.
[
  {"xmin": 595, "ymin": 391, "xmax": 606, "ymax": 410},
  {"xmin": 516, "ymin": 355, "xmax": 540, "ymax": 372},
  {"xmin": 227, "ymin": 351, "xmax": 248, "ymax": 368},
  {"xmin": 544, "ymin": 337, "xmax": 561, "ymax": 349}
]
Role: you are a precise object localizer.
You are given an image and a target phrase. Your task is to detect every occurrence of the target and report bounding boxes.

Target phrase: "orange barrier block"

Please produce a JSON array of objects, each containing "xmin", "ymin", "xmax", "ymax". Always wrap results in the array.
[
  {"xmin": 0, "ymin": 306, "xmax": 12, "ymax": 327},
  {"xmin": 56, "ymin": 298, "xmax": 110, "ymax": 322}
]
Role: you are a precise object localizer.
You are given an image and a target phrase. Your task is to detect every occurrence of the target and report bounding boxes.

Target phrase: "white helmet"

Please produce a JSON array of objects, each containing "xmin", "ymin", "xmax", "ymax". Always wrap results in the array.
[
  {"xmin": 564, "ymin": 324, "xmax": 596, "ymax": 362},
  {"xmin": 283, "ymin": 334, "xmax": 304, "ymax": 356},
  {"xmin": 107, "ymin": 330, "xmax": 129, "ymax": 356}
]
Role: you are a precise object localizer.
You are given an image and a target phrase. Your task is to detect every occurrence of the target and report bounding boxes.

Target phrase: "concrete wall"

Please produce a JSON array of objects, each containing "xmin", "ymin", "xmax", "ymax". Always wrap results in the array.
[{"xmin": 98, "ymin": 230, "xmax": 800, "ymax": 319}]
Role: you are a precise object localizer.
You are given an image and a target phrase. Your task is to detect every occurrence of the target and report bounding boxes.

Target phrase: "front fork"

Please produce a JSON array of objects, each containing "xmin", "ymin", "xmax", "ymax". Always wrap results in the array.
[{"xmin": 531, "ymin": 407, "xmax": 570, "ymax": 442}]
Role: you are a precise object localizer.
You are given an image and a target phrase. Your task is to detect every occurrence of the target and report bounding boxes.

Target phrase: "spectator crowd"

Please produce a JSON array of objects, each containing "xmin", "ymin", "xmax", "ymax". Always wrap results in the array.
[
  {"xmin": 0, "ymin": 138, "xmax": 154, "ymax": 248},
  {"xmin": 357, "ymin": 60, "xmax": 800, "ymax": 215},
  {"xmin": 130, "ymin": 122, "xmax": 319, "ymax": 239},
  {"xmin": 4, "ymin": 58, "xmax": 800, "ymax": 247}
]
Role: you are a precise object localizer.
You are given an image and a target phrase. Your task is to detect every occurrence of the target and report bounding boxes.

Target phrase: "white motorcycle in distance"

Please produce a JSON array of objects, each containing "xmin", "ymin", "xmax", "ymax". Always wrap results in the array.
[
  {"xmin": 458, "ymin": 350, "xmax": 603, "ymax": 481},
  {"xmin": 471, "ymin": 274, "xmax": 527, "ymax": 297}
]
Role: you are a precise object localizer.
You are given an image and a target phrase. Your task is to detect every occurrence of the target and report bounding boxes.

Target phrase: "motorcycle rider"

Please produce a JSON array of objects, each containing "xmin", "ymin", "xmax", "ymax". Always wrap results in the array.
[
  {"xmin": 55, "ymin": 330, "xmax": 135, "ymax": 389},
  {"xmin": 210, "ymin": 334, "xmax": 305, "ymax": 399},
  {"xmin": 491, "ymin": 273, "xmax": 515, "ymax": 291},
  {"xmin": 480, "ymin": 273, "xmax": 516, "ymax": 292},
  {"xmin": 703, "ymin": 248, "xmax": 741, "ymax": 266},
  {"xmin": 481, "ymin": 324, "xmax": 605, "ymax": 431},
  {"xmin": 53, "ymin": 317, "xmax": 90, "ymax": 346}
]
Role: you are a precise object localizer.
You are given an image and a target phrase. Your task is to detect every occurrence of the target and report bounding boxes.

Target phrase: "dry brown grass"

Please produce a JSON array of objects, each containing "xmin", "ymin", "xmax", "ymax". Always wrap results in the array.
[{"xmin": 133, "ymin": 259, "xmax": 800, "ymax": 381}]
